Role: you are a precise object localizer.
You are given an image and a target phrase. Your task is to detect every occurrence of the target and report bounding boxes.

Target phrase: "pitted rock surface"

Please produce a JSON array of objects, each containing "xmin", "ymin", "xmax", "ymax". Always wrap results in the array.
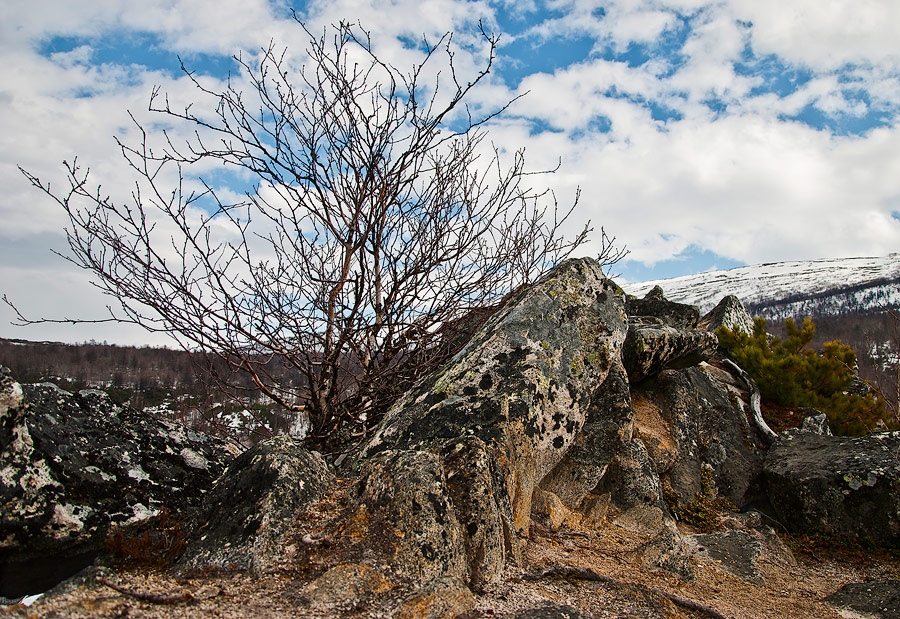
[
  {"xmin": 360, "ymin": 258, "xmax": 628, "ymax": 538},
  {"xmin": 346, "ymin": 449, "xmax": 468, "ymax": 585},
  {"xmin": 625, "ymin": 286, "xmax": 700, "ymax": 329},
  {"xmin": 765, "ymin": 431, "xmax": 900, "ymax": 545},
  {"xmin": 594, "ymin": 437, "xmax": 669, "ymax": 535},
  {"xmin": 333, "ymin": 438, "xmax": 515, "ymax": 589},
  {"xmin": 0, "ymin": 377, "xmax": 234, "ymax": 597},
  {"xmin": 180, "ymin": 435, "xmax": 332, "ymax": 573},
  {"xmin": 538, "ymin": 358, "xmax": 634, "ymax": 513}
]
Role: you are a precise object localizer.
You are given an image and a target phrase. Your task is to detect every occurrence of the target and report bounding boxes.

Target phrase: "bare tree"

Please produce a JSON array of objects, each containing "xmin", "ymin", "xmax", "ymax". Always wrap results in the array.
[{"xmin": 13, "ymin": 20, "xmax": 601, "ymax": 450}]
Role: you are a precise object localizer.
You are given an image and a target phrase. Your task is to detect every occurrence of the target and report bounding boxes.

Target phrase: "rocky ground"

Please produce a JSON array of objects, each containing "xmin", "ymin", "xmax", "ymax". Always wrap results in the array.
[{"xmin": 4, "ymin": 476, "xmax": 898, "ymax": 619}]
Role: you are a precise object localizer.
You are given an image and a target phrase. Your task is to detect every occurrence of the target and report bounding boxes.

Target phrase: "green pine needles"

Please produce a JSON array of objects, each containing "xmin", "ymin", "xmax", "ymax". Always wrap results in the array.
[{"xmin": 717, "ymin": 317, "xmax": 892, "ymax": 436}]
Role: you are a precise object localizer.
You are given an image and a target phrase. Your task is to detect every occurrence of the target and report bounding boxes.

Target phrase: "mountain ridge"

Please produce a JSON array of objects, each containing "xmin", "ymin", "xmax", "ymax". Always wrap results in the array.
[{"xmin": 621, "ymin": 253, "xmax": 900, "ymax": 320}]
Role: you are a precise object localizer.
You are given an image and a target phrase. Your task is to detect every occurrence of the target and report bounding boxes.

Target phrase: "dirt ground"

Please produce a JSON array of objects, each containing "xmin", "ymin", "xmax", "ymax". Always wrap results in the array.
[{"xmin": 4, "ymin": 519, "xmax": 898, "ymax": 618}]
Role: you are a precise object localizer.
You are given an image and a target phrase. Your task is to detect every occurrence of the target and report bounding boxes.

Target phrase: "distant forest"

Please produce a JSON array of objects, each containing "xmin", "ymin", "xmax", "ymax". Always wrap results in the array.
[{"xmin": 0, "ymin": 339, "xmax": 304, "ymax": 445}]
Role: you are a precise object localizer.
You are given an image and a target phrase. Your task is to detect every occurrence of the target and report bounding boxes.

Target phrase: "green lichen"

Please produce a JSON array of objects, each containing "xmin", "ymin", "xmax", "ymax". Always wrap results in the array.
[{"xmin": 547, "ymin": 276, "xmax": 585, "ymax": 309}]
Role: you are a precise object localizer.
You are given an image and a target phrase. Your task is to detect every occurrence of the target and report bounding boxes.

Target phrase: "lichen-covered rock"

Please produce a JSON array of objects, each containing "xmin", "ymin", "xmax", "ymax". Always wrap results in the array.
[
  {"xmin": 439, "ymin": 436, "xmax": 516, "ymax": 589},
  {"xmin": 334, "ymin": 439, "xmax": 514, "ymax": 590},
  {"xmin": 0, "ymin": 367, "xmax": 23, "ymax": 420},
  {"xmin": 684, "ymin": 530, "xmax": 764, "ymax": 584},
  {"xmin": 622, "ymin": 319, "xmax": 719, "ymax": 383},
  {"xmin": 764, "ymin": 431, "xmax": 900, "ymax": 545},
  {"xmin": 538, "ymin": 358, "xmax": 633, "ymax": 512},
  {"xmin": 625, "ymin": 286, "xmax": 699, "ymax": 329},
  {"xmin": 631, "ymin": 365, "xmax": 766, "ymax": 508},
  {"xmin": 823, "ymin": 580, "xmax": 900, "ymax": 619},
  {"xmin": 347, "ymin": 450, "xmax": 468, "ymax": 585},
  {"xmin": 594, "ymin": 438, "xmax": 669, "ymax": 535},
  {"xmin": 180, "ymin": 435, "xmax": 332, "ymax": 574},
  {"xmin": 0, "ymin": 378, "xmax": 234, "ymax": 597},
  {"xmin": 629, "ymin": 530, "xmax": 694, "ymax": 581},
  {"xmin": 697, "ymin": 295, "xmax": 754, "ymax": 336},
  {"xmin": 360, "ymin": 258, "xmax": 627, "ymax": 538}
]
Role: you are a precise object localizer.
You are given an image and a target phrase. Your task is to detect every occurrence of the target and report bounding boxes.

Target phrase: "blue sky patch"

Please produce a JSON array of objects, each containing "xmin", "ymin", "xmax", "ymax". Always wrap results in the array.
[{"xmin": 617, "ymin": 246, "xmax": 746, "ymax": 282}]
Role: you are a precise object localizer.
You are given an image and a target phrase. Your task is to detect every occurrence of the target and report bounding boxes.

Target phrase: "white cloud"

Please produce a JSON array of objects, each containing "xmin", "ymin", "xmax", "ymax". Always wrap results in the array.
[{"xmin": 2, "ymin": 0, "xmax": 900, "ymax": 344}]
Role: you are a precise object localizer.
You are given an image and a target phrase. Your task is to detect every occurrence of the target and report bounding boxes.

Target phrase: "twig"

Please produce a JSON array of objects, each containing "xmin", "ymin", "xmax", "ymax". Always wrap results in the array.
[
  {"xmin": 98, "ymin": 578, "xmax": 194, "ymax": 605},
  {"xmin": 517, "ymin": 566, "xmax": 728, "ymax": 619}
]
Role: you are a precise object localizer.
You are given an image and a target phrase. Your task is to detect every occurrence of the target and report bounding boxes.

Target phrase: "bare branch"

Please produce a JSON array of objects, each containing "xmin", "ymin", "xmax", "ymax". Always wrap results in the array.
[{"xmin": 15, "ymin": 21, "xmax": 599, "ymax": 451}]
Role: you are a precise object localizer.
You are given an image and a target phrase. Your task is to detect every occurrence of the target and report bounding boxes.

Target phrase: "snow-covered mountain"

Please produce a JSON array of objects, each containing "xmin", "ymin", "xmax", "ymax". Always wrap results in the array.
[{"xmin": 621, "ymin": 254, "xmax": 900, "ymax": 320}]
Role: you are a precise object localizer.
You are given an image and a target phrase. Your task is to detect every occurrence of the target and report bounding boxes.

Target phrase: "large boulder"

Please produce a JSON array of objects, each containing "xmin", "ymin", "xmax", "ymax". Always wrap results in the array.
[
  {"xmin": 180, "ymin": 435, "xmax": 333, "ymax": 574},
  {"xmin": 0, "ymin": 373, "xmax": 235, "ymax": 597},
  {"xmin": 353, "ymin": 258, "xmax": 628, "ymax": 585},
  {"xmin": 631, "ymin": 364, "xmax": 767, "ymax": 509},
  {"xmin": 764, "ymin": 431, "xmax": 900, "ymax": 545},
  {"xmin": 360, "ymin": 258, "xmax": 627, "ymax": 532}
]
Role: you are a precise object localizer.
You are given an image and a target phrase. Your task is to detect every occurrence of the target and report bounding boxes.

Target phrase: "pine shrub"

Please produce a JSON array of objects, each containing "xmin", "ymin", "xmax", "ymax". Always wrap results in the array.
[{"xmin": 717, "ymin": 317, "xmax": 891, "ymax": 435}]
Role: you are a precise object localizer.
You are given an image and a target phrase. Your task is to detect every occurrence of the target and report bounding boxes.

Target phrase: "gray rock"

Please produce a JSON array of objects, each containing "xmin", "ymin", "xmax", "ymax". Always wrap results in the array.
[
  {"xmin": 180, "ymin": 435, "xmax": 332, "ymax": 574},
  {"xmin": 538, "ymin": 358, "xmax": 634, "ymax": 512},
  {"xmin": 798, "ymin": 411, "xmax": 833, "ymax": 436},
  {"xmin": 630, "ymin": 530, "xmax": 694, "ymax": 581},
  {"xmin": 685, "ymin": 530, "xmax": 763, "ymax": 584},
  {"xmin": 439, "ymin": 436, "xmax": 516, "ymax": 589},
  {"xmin": 0, "ymin": 367, "xmax": 23, "ymax": 419},
  {"xmin": 0, "ymin": 377, "xmax": 234, "ymax": 598},
  {"xmin": 360, "ymin": 258, "xmax": 627, "ymax": 539},
  {"xmin": 764, "ymin": 431, "xmax": 900, "ymax": 545},
  {"xmin": 622, "ymin": 321, "xmax": 719, "ymax": 383},
  {"xmin": 633, "ymin": 365, "xmax": 766, "ymax": 509},
  {"xmin": 823, "ymin": 580, "xmax": 900, "ymax": 619},
  {"xmin": 697, "ymin": 295, "xmax": 755, "ymax": 336},
  {"xmin": 626, "ymin": 285, "xmax": 700, "ymax": 329},
  {"xmin": 595, "ymin": 438, "xmax": 670, "ymax": 535},
  {"xmin": 345, "ymin": 449, "xmax": 468, "ymax": 586}
]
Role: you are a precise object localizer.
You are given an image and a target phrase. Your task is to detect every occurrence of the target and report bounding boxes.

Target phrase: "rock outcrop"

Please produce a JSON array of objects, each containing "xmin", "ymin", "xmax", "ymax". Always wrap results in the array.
[
  {"xmin": 697, "ymin": 295, "xmax": 755, "ymax": 336},
  {"xmin": 0, "ymin": 373, "xmax": 235, "ymax": 598},
  {"xmin": 764, "ymin": 431, "xmax": 900, "ymax": 545},
  {"xmin": 9, "ymin": 259, "xmax": 900, "ymax": 618},
  {"xmin": 179, "ymin": 435, "xmax": 333, "ymax": 574},
  {"xmin": 351, "ymin": 258, "xmax": 628, "ymax": 585},
  {"xmin": 632, "ymin": 364, "xmax": 766, "ymax": 508},
  {"xmin": 625, "ymin": 286, "xmax": 699, "ymax": 329}
]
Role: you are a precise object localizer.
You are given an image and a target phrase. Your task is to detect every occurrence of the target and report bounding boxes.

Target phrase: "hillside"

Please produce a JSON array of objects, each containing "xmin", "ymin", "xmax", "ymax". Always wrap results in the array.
[
  {"xmin": 622, "ymin": 254, "xmax": 900, "ymax": 405},
  {"xmin": 621, "ymin": 254, "xmax": 900, "ymax": 319}
]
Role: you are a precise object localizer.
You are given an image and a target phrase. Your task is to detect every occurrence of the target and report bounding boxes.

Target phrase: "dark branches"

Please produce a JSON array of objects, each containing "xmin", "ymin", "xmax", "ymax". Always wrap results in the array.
[{"xmin": 16, "ymin": 20, "xmax": 603, "ymax": 451}]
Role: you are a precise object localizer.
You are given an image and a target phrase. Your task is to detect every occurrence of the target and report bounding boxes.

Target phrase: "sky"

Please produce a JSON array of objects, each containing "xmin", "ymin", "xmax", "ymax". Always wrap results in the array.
[{"xmin": 2, "ymin": 0, "xmax": 900, "ymax": 345}]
